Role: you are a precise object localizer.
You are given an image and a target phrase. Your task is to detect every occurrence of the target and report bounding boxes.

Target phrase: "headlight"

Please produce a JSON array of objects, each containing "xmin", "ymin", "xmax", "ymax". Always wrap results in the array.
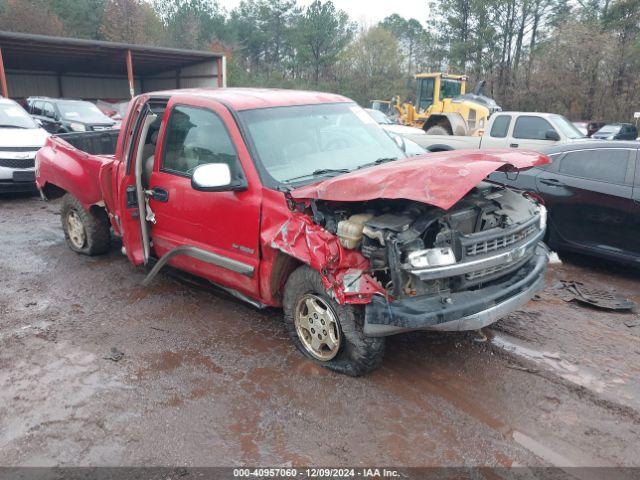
[
  {"xmin": 69, "ymin": 122, "xmax": 86, "ymax": 132},
  {"xmin": 408, "ymin": 247, "xmax": 456, "ymax": 269},
  {"xmin": 538, "ymin": 205, "xmax": 547, "ymax": 231}
]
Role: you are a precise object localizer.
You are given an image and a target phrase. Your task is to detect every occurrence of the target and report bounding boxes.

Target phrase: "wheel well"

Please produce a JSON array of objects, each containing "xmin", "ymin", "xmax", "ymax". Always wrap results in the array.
[
  {"xmin": 423, "ymin": 115, "xmax": 452, "ymax": 133},
  {"xmin": 427, "ymin": 145, "xmax": 454, "ymax": 152},
  {"xmin": 269, "ymin": 252, "xmax": 304, "ymax": 302},
  {"xmin": 41, "ymin": 182, "xmax": 66, "ymax": 200},
  {"xmin": 88, "ymin": 204, "xmax": 108, "ymax": 219}
]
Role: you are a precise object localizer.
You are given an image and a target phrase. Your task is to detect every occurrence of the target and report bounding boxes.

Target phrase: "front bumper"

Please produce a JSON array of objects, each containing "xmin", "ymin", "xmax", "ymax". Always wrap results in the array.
[
  {"xmin": 0, "ymin": 166, "xmax": 37, "ymax": 193},
  {"xmin": 364, "ymin": 245, "xmax": 548, "ymax": 336}
]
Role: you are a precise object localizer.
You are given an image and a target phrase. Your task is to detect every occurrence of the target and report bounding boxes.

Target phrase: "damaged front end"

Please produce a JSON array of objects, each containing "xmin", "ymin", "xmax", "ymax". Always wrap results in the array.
[{"xmin": 270, "ymin": 151, "xmax": 550, "ymax": 336}]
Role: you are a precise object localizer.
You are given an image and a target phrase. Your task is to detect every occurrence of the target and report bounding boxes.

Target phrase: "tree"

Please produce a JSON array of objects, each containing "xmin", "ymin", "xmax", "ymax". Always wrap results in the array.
[
  {"xmin": 99, "ymin": 0, "xmax": 165, "ymax": 45},
  {"xmin": 296, "ymin": 0, "xmax": 354, "ymax": 85},
  {"xmin": 0, "ymin": 0, "xmax": 66, "ymax": 36},
  {"xmin": 49, "ymin": 0, "xmax": 106, "ymax": 39},
  {"xmin": 154, "ymin": 0, "xmax": 226, "ymax": 49},
  {"xmin": 337, "ymin": 27, "xmax": 403, "ymax": 105},
  {"xmin": 227, "ymin": 0, "xmax": 301, "ymax": 78},
  {"xmin": 380, "ymin": 14, "xmax": 426, "ymax": 74}
]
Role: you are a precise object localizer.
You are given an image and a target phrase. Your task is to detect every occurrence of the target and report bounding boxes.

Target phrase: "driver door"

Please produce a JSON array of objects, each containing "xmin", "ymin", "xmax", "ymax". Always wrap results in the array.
[{"xmin": 146, "ymin": 99, "xmax": 262, "ymax": 299}]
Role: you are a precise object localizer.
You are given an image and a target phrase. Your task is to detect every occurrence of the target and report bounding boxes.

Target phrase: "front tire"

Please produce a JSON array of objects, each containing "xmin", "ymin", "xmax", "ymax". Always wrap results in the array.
[
  {"xmin": 60, "ymin": 194, "xmax": 111, "ymax": 256},
  {"xmin": 283, "ymin": 266, "xmax": 385, "ymax": 376}
]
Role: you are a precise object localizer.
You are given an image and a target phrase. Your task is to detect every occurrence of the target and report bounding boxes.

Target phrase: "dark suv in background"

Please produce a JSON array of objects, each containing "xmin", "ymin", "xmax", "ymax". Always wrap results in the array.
[{"xmin": 27, "ymin": 97, "xmax": 116, "ymax": 134}]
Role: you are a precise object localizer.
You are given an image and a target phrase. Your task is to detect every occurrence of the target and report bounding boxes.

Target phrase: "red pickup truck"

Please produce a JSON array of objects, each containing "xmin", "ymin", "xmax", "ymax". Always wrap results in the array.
[{"xmin": 36, "ymin": 88, "xmax": 549, "ymax": 376}]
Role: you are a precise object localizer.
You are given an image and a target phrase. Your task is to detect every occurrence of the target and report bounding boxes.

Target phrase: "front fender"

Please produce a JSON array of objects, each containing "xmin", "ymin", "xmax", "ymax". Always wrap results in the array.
[{"xmin": 265, "ymin": 213, "xmax": 386, "ymax": 305}]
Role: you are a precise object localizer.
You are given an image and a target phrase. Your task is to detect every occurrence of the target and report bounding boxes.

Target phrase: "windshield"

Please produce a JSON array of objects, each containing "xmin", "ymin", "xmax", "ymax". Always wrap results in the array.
[
  {"xmin": 366, "ymin": 108, "xmax": 393, "ymax": 124},
  {"xmin": 0, "ymin": 102, "xmax": 38, "ymax": 129},
  {"xmin": 58, "ymin": 102, "xmax": 113, "ymax": 123},
  {"xmin": 239, "ymin": 103, "xmax": 407, "ymax": 185},
  {"xmin": 550, "ymin": 114, "xmax": 586, "ymax": 139},
  {"xmin": 596, "ymin": 125, "xmax": 621, "ymax": 134}
]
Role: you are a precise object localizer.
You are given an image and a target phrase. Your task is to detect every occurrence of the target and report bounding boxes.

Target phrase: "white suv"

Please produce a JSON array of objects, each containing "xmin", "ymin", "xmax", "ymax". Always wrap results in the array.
[{"xmin": 0, "ymin": 98, "xmax": 49, "ymax": 194}]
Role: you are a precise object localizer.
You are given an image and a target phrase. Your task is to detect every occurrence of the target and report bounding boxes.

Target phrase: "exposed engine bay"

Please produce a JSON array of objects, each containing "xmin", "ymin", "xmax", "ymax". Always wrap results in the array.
[{"xmin": 308, "ymin": 182, "xmax": 546, "ymax": 299}]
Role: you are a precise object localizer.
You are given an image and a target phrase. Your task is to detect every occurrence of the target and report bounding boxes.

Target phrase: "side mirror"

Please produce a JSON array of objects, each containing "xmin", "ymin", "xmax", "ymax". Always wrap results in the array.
[
  {"xmin": 545, "ymin": 129, "xmax": 560, "ymax": 141},
  {"xmin": 191, "ymin": 163, "xmax": 246, "ymax": 192},
  {"xmin": 33, "ymin": 118, "xmax": 43, "ymax": 127}
]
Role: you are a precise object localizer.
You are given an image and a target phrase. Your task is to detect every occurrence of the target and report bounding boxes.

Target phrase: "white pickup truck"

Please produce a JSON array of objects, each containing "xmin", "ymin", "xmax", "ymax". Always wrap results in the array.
[{"xmin": 405, "ymin": 111, "xmax": 587, "ymax": 152}]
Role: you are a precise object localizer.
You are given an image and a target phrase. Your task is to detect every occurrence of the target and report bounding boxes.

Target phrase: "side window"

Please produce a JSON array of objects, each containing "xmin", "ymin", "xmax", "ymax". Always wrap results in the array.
[
  {"xmin": 162, "ymin": 105, "xmax": 240, "ymax": 178},
  {"xmin": 513, "ymin": 116, "xmax": 554, "ymax": 140},
  {"xmin": 559, "ymin": 149, "xmax": 631, "ymax": 184},
  {"xmin": 417, "ymin": 78, "xmax": 435, "ymax": 111},
  {"xmin": 490, "ymin": 115, "xmax": 511, "ymax": 138},
  {"xmin": 32, "ymin": 101, "xmax": 42, "ymax": 116},
  {"xmin": 42, "ymin": 103, "xmax": 55, "ymax": 119}
]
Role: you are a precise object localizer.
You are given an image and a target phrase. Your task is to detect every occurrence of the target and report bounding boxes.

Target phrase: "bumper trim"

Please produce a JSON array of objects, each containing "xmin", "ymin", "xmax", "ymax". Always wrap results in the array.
[{"xmin": 364, "ymin": 245, "xmax": 548, "ymax": 336}]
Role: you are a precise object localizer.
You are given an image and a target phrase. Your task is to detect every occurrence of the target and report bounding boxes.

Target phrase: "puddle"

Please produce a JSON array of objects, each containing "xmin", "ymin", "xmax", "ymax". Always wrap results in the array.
[
  {"xmin": 512, "ymin": 431, "xmax": 577, "ymax": 467},
  {"xmin": 492, "ymin": 333, "xmax": 607, "ymax": 393}
]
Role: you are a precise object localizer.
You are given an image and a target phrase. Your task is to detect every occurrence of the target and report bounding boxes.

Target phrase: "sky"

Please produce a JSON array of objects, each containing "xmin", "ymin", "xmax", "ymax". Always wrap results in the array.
[{"xmin": 218, "ymin": 0, "xmax": 430, "ymax": 26}]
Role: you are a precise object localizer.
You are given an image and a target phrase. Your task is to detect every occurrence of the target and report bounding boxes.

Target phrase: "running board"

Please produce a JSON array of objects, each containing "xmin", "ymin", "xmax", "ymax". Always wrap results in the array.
[{"xmin": 142, "ymin": 245, "xmax": 254, "ymax": 287}]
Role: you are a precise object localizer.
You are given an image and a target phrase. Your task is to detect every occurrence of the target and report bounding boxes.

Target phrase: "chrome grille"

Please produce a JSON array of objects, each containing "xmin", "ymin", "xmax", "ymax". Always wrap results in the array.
[
  {"xmin": 0, "ymin": 157, "xmax": 35, "ymax": 168},
  {"xmin": 465, "ymin": 223, "xmax": 538, "ymax": 257}
]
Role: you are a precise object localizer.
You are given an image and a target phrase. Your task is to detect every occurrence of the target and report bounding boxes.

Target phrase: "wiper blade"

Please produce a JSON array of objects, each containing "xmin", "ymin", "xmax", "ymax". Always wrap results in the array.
[
  {"xmin": 0, "ymin": 125, "xmax": 28, "ymax": 129},
  {"xmin": 282, "ymin": 168, "xmax": 350, "ymax": 184},
  {"xmin": 357, "ymin": 157, "xmax": 398, "ymax": 169}
]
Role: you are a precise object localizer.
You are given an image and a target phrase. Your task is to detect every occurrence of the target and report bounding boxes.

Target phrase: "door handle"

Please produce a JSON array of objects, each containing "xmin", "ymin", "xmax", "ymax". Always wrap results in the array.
[
  {"xmin": 540, "ymin": 178, "xmax": 564, "ymax": 187},
  {"xmin": 510, "ymin": 143, "xmax": 519, "ymax": 148},
  {"xmin": 148, "ymin": 187, "xmax": 169, "ymax": 202}
]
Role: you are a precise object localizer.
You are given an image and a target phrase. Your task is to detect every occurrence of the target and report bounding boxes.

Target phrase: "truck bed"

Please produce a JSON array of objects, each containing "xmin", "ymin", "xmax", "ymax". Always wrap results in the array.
[
  {"xmin": 56, "ymin": 130, "xmax": 119, "ymax": 156},
  {"xmin": 35, "ymin": 131, "xmax": 118, "ymax": 210}
]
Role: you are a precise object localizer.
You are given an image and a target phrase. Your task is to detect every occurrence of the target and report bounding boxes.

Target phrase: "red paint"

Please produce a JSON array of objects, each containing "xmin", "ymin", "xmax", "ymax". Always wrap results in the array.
[
  {"xmin": 291, "ymin": 149, "xmax": 550, "ymax": 211},
  {"xmin": 149, "ymin": 88, "xmax": 351, "ymax": 111},
  {"xmin": 35, "ymin": 140, "xmax": 114, "ymax": 210},
  {"xmin": 35, "ymin": 88, "xmax": 547, "ymax": 308}
]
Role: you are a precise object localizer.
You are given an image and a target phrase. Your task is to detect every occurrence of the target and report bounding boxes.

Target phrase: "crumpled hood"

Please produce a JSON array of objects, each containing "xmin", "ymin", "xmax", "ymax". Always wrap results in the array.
[{"xmin": 290, "ymin": 149, "xmax": 550, "ymax": 210}]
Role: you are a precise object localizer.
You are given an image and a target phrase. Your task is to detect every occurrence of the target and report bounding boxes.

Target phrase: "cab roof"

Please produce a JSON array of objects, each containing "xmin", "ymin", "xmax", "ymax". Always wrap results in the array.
[{"xmin": 152, "ymin": 88, "xmax": 353, "ymax": 111}]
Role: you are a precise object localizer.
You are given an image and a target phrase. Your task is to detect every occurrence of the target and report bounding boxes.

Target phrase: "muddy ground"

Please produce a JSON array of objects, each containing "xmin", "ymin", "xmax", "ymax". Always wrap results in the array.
[{"xmin": 1, "ymin": 195, "xmax": 639, "ymax": 469}]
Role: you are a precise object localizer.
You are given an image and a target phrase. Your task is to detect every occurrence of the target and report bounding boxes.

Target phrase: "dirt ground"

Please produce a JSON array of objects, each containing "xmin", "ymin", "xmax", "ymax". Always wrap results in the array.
[{"xmin": 1, "ymin": 194, "xmax": 639, "ymax": 469}]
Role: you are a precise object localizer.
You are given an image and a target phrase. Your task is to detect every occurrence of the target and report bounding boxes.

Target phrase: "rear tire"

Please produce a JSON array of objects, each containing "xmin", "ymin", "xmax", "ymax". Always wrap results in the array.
[
  {"xmin": 283, "ymin": 266, "xmax": 385, "ymax": 376},
  {"xmin": 60, "ymin": 194, "xmax": 111, "ymax": 256},
  {"xmin": 424, "ymin": 125, "xmax": 450, "ymax": 135}
]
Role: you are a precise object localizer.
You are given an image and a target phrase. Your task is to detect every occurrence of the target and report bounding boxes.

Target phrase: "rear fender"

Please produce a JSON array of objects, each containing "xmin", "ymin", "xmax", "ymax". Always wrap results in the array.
[{"xmin": 35, "ymin": 136, "xmax": 114, "ymax": 210}]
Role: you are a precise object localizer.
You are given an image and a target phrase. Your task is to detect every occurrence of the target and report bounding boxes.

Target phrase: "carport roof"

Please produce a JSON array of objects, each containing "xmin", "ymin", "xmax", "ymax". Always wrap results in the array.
[{"xmin": 0, "ymin": 31, "xmax": 223, "ymax": 76}]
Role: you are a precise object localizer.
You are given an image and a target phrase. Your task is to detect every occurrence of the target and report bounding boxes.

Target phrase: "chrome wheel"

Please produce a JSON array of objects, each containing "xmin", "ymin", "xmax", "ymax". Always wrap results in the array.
[
  {"xmin": 66, "ymin": 210, "xmax": 86, "ymax": 249},
  {"xmin": 294, "ymin": 294, "xmax": 341, "ymax": 361}
]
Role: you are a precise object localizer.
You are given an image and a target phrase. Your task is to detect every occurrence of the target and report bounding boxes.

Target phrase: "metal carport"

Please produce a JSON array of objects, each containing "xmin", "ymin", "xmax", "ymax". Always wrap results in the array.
[{"xmin": 0, "ymin": 31, "xmax": 226, "ymax": 100}]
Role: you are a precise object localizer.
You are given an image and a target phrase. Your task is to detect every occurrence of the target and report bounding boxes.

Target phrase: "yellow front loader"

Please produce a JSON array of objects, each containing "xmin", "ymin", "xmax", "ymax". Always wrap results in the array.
[{"xmin": 391, "ymin": 73, "xmax": 501, "ymax": 136}]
